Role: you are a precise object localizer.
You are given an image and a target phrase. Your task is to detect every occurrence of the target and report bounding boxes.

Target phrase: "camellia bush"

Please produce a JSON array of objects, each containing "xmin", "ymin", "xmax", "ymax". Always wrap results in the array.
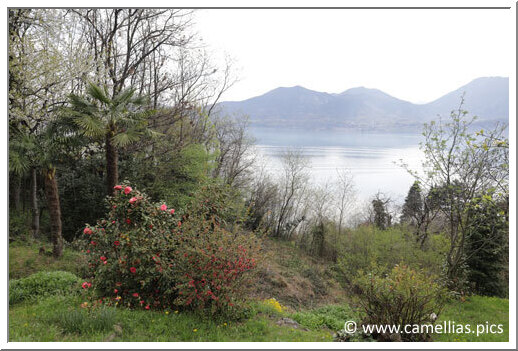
[{"xmin": 82, "ymin": 182, "xmax": 261, "ymax": 315}]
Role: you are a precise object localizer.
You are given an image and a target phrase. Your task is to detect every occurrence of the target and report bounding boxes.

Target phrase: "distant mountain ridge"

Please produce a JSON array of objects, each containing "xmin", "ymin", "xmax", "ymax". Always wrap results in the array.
[{"xmin": 218, "ymin": 77, "xmax": 509, "ymax": 131}]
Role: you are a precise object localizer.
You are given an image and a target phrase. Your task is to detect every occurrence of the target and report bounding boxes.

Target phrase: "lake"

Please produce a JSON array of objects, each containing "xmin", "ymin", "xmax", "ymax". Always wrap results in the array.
[{"xmin": 250, "ymin": 128, "xmax": 424, "ymax": 204}]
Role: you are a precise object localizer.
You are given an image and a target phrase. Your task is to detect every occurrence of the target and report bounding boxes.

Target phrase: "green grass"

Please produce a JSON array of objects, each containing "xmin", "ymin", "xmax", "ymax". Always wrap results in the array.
[
  {"xmin": 435, "ymin": 295, "xmax": 509, "ymax": 342},
  {"xmin": 9, "ymin": 241, "xmax": 87, "ymax": 279},
  {"xmin": 9, "ymin": 295, "xmax": 333, "ymax": 342},
  {"xmin": 9, "ymin": 270, "xmax": 82, "ymax": 305}
]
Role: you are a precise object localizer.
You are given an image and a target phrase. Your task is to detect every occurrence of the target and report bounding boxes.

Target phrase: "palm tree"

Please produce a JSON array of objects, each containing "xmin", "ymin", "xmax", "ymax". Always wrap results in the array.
[
  {"xmin": 66, "ymin": 83, "xmax": 152, "ymax": 195},
  {"xmin": 9, "ymin": 124, "xmax": 69, "ymax": 257}
]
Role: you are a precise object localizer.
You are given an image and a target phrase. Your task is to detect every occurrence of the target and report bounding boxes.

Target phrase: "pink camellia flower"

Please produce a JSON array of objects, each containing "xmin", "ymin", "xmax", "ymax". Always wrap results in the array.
[
  {"xmin": 82, "ymin": 282, "xmax": 92, "ymax": 289},
  {"xmin": 130, "ymin": 267, "xmax": 137, "ymax": 274},
  {"xmin": 170, "ymin": 209, "xmax": 175, "ymax": 215},
  {"xmin": 90, "ymin": 241, "xmax": 96, "ymax": 246},
  {"xmin": 83, "ymin": 227, "xmax": 92, "ymax": 235},
  {"xmin": 114, "ymin": 185, "xmax": 122, "ymax": 190},
  {"xmin": 140, "ymin": 300, "xmax": 145, "ymax": 305},
  {"xmin": 103, "ymin": 261, "xmax": 107, "ymax": 265},
  {"xmin": 129, "ymin": 197, "xmax": 137, "ymax": 204},
  {"xmin": 133, "ymin": 293, "xmax": 139, "ymax": 298},
  {"xmin": 114, "ymin": 289, "xmax": 118, "ymax": 294},
  {"xmin": 160, "ymin": 204, "xmax": 167, "ymax": 211},
  {"xmin": 124, "ymin": 186, "xmax": 132, "ymax": 194},
  {"xmin": 100, "ymin": 256, "xmax": 106, "ymax": 261},
  {"xmin": 145, "ymin": 305, "xmax": 150, "ymax": 310}
]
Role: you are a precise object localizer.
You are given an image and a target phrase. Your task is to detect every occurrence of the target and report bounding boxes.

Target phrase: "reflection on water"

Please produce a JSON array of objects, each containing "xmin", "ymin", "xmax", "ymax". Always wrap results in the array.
[{"xmin": 251, "ymin": 129, "xmax": 423, "ymax": 203}]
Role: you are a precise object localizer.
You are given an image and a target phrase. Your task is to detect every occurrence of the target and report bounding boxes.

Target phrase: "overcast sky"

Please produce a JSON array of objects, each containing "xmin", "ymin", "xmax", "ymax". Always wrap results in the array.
[{"xmin": 194, "ymin": 8, "xmax": 512, "ymax": 103}]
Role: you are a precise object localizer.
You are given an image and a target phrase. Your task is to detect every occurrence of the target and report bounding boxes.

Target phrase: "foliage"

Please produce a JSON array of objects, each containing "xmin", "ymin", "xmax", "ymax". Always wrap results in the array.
[
  {"xmin": 121, "ymin": 143, "xmax": 215, "ymax": 211},
  {"xmin": 353, "ymin": 265, "xmax": 447, "ymax": 341},
  {"xmin": 81, "ymin": 183, "xmax": 181, "ymax": 310},
  {"xmin": 9, "ymin": 270, "xmax": 82, "ymax": 305},
  {"xmin": 465, "ymin": 193, "xmax": 508, "ymax": 297},
  {"xmin": 262, "ymin": 298, "xmax": 285, "ymax": 313},
  {"xmin": 82, "ymin": 183, "xmax": 260, "ymax": 316},
  {"xmin": 336, "ymin": 225, "xmax": 448, "ymax": 284},
  {"xmin": 292, "ymin": 304, "xmax": 357, "ymax": 331},
  {"xmin": 173, "ymin": 196, "xmax": 262, "ymax": 316},
  {"xmin": 58, "ymin": 155, "xmax": 107, "ymax": 241},
  {"xmin": 404, "ymin": 99, "xmax": 509, "ymax": 289},
  {"xmin": 401, "ymin": 181, "xmax": 423, "ymax": 225}
]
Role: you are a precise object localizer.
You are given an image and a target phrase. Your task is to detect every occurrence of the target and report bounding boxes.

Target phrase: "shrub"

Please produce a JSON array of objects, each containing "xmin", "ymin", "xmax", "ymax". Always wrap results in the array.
[
  {"xmin": 353, "ymin": 265, "xmax": 447, "ymax": 341},
  {"xmin": 82, "ymin": 183, "xmax": 181, "ymax": 310},
  {"xmin": 173, "ymin": 210, "xmax": 261, "ymax": 315},
  {"xmin": 336, "ymin": 225, "xmax": 448, "ymax": 284},
  {"xmin": 82, "ymin": 183, "xmax": 261, "ymax": 316},
  {"xmin": 9, "ymin": 270, "xmax": 82, "ymax": 305},
  {"xmin": 293, "ymin": 305, "xmax": 357, "ymax": 330}
]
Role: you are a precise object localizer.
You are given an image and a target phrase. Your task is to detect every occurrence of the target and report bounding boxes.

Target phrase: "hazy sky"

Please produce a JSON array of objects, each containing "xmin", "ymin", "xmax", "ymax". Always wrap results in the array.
[{"xmin": 194, "ymin": 8, "xmax": 513, "ymax": 103}]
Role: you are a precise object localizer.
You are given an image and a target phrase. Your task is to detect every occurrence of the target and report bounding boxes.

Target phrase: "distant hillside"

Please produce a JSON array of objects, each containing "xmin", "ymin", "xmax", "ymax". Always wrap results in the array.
[{"xmin": 218, "ymin": 77, "xmax": 508, "ymax": 131}]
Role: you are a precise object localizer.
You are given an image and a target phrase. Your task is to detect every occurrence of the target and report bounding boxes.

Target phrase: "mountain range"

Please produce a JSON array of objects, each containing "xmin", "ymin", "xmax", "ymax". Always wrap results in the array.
[{"xmin": 217, "ymin": 77, "xmax": 509, "ymax": 131}]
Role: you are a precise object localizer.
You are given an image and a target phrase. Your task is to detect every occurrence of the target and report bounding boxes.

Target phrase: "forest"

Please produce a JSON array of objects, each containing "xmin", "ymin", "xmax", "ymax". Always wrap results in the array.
[{"xmin": 8, "ymin": 9, "xmax": 510, "ymax": 343}]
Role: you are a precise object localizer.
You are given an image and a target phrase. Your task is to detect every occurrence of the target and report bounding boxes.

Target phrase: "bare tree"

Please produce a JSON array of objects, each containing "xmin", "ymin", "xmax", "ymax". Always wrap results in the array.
[
  {"xmin": 334, "ymin": 169, "xmax": 356, "ymax": 237},
  {"xmin": 212, "ymin": 114, "xmax": 256, "ymax": 188},
  {"xmin": 273, "ymin": 149, "xmax": 310, "ymax": 238}
]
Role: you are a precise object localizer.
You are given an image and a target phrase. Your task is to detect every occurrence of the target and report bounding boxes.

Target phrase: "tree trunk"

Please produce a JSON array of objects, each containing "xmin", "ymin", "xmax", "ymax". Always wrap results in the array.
[
  {"xmin": 105, "ymin": 129, "xmax": 119, "ymax": 196},
  {"xmin": 31, "ymin": 167, "xmax": 39, "ymax": 238},
  {"xmin": 43, "ymin": 168, "xmax": 63, "ymax": 258},
  {"xmin": 10, "ymin": 173, "xmax": 22, "ymax": 211}
]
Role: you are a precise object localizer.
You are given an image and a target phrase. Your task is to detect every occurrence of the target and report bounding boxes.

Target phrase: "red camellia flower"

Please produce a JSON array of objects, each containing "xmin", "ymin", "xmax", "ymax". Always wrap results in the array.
[
  {"xmin": 114, "ymin": 289, "xmax": 118, "ymax": 294},
  {"xmin": 114, "ymin": 185, "xmax": 122, "ymax": 190},
  {"xmin": 100, "ymin": 256, "xmax": 106, "ymax": 261},
  {"xmin": 130, "ymin": 267, "xmax": 137, "ymax": 273},
  {"xmin": 140, "ymin": 300, "xmax": 145, "ymax": 305},
  {"xmin": 86, "ymin": 249, "xmax": 90, "ymax": 253},
  {"xmin": 90, "ymin": 241, "xmax": 96, "ymax": 246},
  {"xmin": 114, "ymin": 240, "xmax": 120, "ymax": 246},
  {"xmin": 124, "ymin": 186, "xmax": 132, "ymax": 194},
  {"xmin": 170, "ymin": 209, "xmax": 175, "ymax": 214},
  {"xmin": 83, "ymin": 227, "xmax": 92, "ymax": 235},
  {"xmin": 129, "ymin": 197, "xmax": 137, "ymax": 204},
  {"xmin": 82, "ymin": 282, "xmax": 92, "ymax": 289},
  {"xmin": 126, "ymin": 219, "xmax": 131, "ymax": 224},
  {"xmin": 133, "ymin": 293, "xmax": 139, "ymax": 297},
  {"xmin": 160, "ymin": 204, "xmax": 167, "ymax": 211},
  {"xmin": 145, "ymin": 305, "xmax": 150, "ymax": 310}
]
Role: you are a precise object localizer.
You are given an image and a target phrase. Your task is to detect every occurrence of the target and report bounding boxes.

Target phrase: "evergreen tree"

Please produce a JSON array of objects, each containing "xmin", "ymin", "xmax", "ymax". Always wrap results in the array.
[
  {"xmin": 401, "ymin": 181, "xmax": 423, "ymax": 224},
  {"xmin": 465, "ymin": 194, "xmax": 508, "ymax": 297}
]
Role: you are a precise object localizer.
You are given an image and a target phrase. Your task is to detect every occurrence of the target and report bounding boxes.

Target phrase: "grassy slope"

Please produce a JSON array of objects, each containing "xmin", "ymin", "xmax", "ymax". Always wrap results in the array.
[
  {"xmin": 8, "ymin": 239, "xmax": 510, "ymax": 342},
  {"xmin": 9, "ymin": 241, "xmax": 86, "ymax": 279},
  {"xmin": 436, "ymin": 295, "xmax": 509, "ymax": 342}
]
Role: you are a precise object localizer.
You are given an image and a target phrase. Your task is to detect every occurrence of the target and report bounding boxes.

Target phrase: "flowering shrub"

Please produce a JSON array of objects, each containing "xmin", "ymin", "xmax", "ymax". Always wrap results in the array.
[
  {"xmin": 263, "ymin": 298, "xmax": 285, "ymax": 313},
  {"xmin": 82, "ymin": 183, "xmax": 261, "ymax": 315},
  {"xmin": 173, "ymin": 214, "xmax": 261, "ymax": 315},
  {"xmin": 82, "ymin": 183, "xmax": 180, "ymax": 310}
]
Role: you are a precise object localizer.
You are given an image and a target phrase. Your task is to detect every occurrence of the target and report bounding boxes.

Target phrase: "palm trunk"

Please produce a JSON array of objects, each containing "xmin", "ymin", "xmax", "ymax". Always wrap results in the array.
[
  {"xmin": 11, "ymin": 173, "xmax": 21, "ymax": 211},
  {"xmin": 105, "ymin": 129, "xmax": 119, "ymax": 196},
  {"xmin": 43, "ymin": 167, "xmax": 63, "ymax": 258},
  {"xmin": 31, "ymin": 167, "xmax": 39, "ymax": 238}
]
